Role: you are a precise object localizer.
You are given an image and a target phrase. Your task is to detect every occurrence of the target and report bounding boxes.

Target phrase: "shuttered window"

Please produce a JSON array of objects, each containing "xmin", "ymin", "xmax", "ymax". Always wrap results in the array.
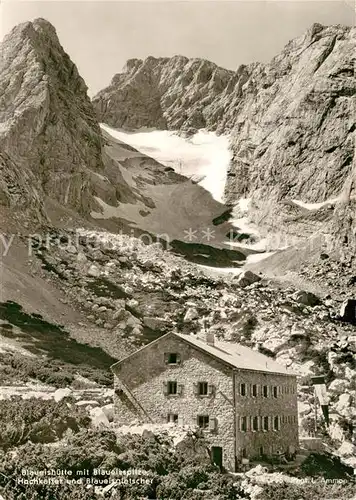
[
  {"xmin": 263, "ymin": 416, "xmax": 269, "ymax": 431},
  {"xmin": 195, "ymin": 382, "xmax": 215, "ymax": 396},
  {"xmin": 168, "ymin": 381, "xmax": 177, "ymax": 394},
  {"xmin": 164, "ymin": 353, "xmax": 181, "ymax": 364},
  {"xmin": 208, "ymin": 383, "xmax": 215, "ymax": 396},
  {"xmin": 273, "ymin": 416, "xmax": 280, "ymax": 431},
  {"xmin": 208, "ymin": 417, "xmax": 217, "ymax": 432},
  {"xmin": 252, "ymin": 416, "xmax": 259, "ymax": 431},
  {"xmin": 197, "ymin": 415, "xmax": 209, "ymax": 429},
  {"xmin": 198, "ymin": 382, "xmax": 208, "ymax": 395},
  {"xmin": 164, "ymin": 381, "xmax": 183, "ymax": 395}
]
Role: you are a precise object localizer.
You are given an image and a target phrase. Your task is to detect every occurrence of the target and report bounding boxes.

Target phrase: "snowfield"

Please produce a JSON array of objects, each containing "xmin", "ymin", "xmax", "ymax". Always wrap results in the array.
[
  {"xmin": 291, "ymin": 197, "xmax": 339, "ymax": 210},
  {"xmin": 100, "ymin": 125, "xmax": 283, "ymax": 260},
  {"xmin": 100, "ymin": 124, "xmax": 232, "ymax": 203}
]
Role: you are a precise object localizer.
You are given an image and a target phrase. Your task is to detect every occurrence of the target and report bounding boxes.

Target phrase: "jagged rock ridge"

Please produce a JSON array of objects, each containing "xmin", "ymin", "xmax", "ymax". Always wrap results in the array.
[
  {"xmin": 93, "ymin": 55, "xmax": 234, "ymax": 132},
  {"xmin": 93, "ymin": 23, "xmax": 355, "ymax": 250}
]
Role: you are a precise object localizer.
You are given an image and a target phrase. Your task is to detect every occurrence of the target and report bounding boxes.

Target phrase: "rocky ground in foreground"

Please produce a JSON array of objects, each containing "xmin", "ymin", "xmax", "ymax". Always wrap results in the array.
[
  {"xmin": 0, "ymin": 227, "xmax": 355, "ymax": 471},
  {"xmin": 0, "ymin": 391, "xmax": 355, "ymax": 500}
]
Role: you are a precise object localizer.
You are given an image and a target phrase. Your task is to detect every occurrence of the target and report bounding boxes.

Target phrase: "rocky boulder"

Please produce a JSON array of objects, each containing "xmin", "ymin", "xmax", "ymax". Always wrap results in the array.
[
  {"xmin": 53, "ymin": 388, "xmax": 72, "ymax": 402},
  {"xmin": 235, "ymin": 270, "xmax": 261, "ymax": 288},
  {"xmin": 334, "ymin": 393, "xmax": 354, "ymax": 419},
  {"xmin": 142, "ymin": 317, "xmax": 172, "ymax": 332},
  {"xmin": 101, "ymin": 403, "xmax": 115, "ymax": 422},
  {"xmin": 292, "ymin": 291, "xmax": 321, "ymax": 307},
  {"xmin": 90, "ymin": 407, "xmax": 110, "ymax": 427}
]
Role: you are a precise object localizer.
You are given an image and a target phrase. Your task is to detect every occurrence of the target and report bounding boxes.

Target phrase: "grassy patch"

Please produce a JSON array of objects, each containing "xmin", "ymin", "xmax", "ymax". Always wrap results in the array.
[
  {"xmin": 170, "ymin": 240, "xmax": 245, "ymax": 268},
  {"xmin": 87, "ymin": 277, "xmax": 130, "ymax": 299},
  {"xmin": 0, "ymin": 351, "xmax": 113, "ymax": 387},
  {"xmin": 0, "ymin": 398, "xmax": 91, "ymax": 451},
  {"xmin": 0, "ymin": 301, "xmax": 116, "ymax": 386}
]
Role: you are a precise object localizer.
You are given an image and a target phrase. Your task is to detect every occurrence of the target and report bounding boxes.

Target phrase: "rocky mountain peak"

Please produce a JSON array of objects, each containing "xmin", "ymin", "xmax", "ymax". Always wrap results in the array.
[
  {"xmin": 93, "ymin": 55, "xmax": 233, "ymax": 131},
  {"xmin": 93, "ymin": 23, "xmax": 355, "ymax": 256},
  {"xmin": 0, "ymin": 18, "xmax": 103, "ymax": 225}
]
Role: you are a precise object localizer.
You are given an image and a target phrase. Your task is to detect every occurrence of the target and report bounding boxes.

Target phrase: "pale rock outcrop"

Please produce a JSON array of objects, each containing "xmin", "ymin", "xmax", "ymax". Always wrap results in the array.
[
  {"xmin": 53, "ymin": 387, "xmax": 72, "ymax": 402},
  {"xmin": 334, "ymin": 393, "xmax": 354, "ymax": 418},
  {"xmin": 183, "ymin": 307, "xmax": 199, "ymax": 323},
  {"xmin": 101, "ymin": 403, "xmax": 115, "ymax": 422},
  {"xmin": 328, "ymin": 422, "xmax": 345, "ymax": 441},
  {"xmin": 337, "ymin": 441, "xmax": 356, "ymax": 468},
  {"xmin": 87, "ymin": 265, "xmax": 101, "ymax": 277},
  {"xmin": 337, "ymin": 440, "xmax": 356, "ymax": 458},
  {"xmin": 328, "ymin": 379, "xmax": 350, "ymax": 392},
  {"xmin": 90, "ymin": 406, "xmax": 110, "ymax": 427}
]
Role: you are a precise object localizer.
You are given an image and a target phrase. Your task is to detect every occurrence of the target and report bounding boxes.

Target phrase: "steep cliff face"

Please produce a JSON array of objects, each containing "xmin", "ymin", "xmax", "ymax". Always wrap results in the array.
[
  {"xmin": 93, "ymin": 56, "xmax": 233, "ymax": 132},
  {"xmin": 223, "ymin": 23, "xmax": 355, "ymax": 207},
  {"xmin": 0, "ymin": 150, "xmax": 45, "ymax": 229},
  {"xmin": 0, "ymin": 18, "xmax": 104, "ymax": 222},
  {"xmin": 224, "ymin": 23, "xmax": 355, "ymax": 250},
  {"xmin": 93, "ymin": 23, "xmax": 355, "ymax": 248},
  {"xmin": 331, "ymin": 159, "xmax": 356, "ymax": 258}
]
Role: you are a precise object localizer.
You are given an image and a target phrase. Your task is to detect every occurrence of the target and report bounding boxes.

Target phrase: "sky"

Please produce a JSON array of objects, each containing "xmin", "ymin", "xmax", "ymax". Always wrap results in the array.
[{"xmin": 1, "ymin": 1, "xmax": 354, "ymax": 95}]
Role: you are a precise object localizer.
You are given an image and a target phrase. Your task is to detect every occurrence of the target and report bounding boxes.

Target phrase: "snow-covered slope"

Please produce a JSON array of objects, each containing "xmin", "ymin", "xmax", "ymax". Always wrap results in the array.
[
  {"xmin": 291, "ymin": 198, "xmax": 339, "ymax": 210},
  {"xmin": 100, "ymin": 124, "xmax": 231, "ymax": 203}
]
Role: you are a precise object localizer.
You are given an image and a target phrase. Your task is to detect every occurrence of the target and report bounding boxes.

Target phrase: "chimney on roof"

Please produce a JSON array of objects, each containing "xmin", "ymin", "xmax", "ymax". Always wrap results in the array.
[{"xmin": 206, "ymin": 332, "xmax": 215, "ymax": 346}]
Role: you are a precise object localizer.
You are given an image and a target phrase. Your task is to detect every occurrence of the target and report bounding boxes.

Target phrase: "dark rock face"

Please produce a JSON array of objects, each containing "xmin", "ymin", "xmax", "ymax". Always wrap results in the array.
[
  {"xmin": 339, "ymin": 299, "xmax": 356, "ymax": 324},
  {"xmin": 93, "ymin": 24, "xmax": 355, "ymax": 250},
  {"xmin": 0, "ymin": 150, "xmax": 43, "ymax": 216},
  {"xmin": 0, "ymin": 18, "xmax": 104, "ymax": 221},
  {"xmin": 331, "ymin": 160, "xmax": 356, "ymax": 258},
  {"xmin": 235, "ymin": 270, "xmax": 261, "ymax": 288}
]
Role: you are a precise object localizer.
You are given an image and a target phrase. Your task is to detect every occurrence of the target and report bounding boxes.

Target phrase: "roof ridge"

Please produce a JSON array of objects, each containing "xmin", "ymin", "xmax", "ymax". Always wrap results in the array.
[
  {"xmin": 110, "ymin": 331, "xmax": 296, "ymax": 377},
  {"xmin": 173, "ymin": 332, "xmax": 296, "ymax": 376}
]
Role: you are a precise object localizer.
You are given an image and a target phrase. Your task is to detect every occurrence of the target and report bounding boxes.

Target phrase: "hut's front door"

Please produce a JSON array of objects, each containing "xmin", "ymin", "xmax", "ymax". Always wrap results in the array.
[{"xmin": 211, "ymin": 446, "xmax": 223, "ymax": 469}]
